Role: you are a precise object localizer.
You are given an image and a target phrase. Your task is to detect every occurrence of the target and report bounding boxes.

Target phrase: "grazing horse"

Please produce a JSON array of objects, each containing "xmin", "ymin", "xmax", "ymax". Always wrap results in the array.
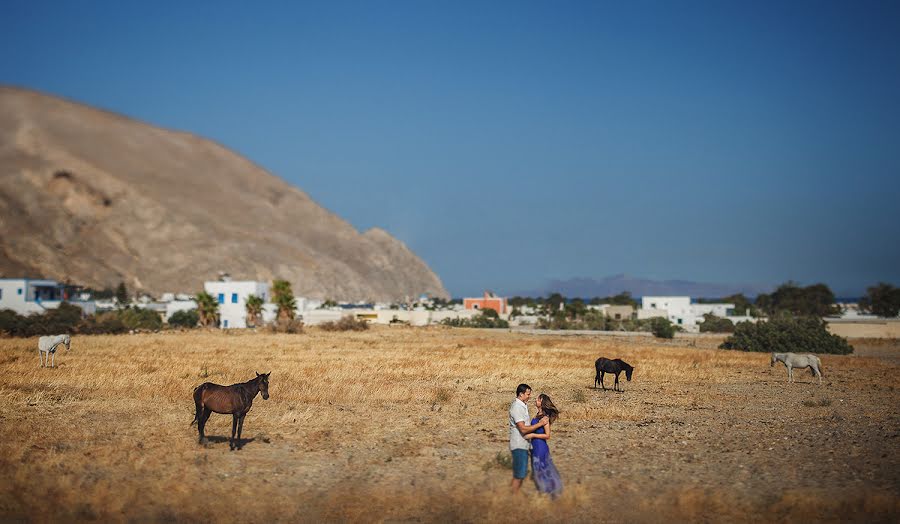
[
  {"xmin": 192, "ymin": 372, "xmax": 270, "ymax": 450},
  {"xmin": 595, "ymin": 357, "xmax": 634, "ymax": 392},
  {"xmin": 38, "ymin": 334, "xmax": 70, "ymax": 368},
  {"xmin": 771, "ymin": 353, "xmax": 823, "ymax": 384}
]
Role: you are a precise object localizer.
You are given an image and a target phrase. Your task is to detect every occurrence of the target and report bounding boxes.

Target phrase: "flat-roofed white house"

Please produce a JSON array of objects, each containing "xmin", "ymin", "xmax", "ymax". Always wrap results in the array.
[
  {"xmin": 0, "ymin": 278, "xmax": 65, "ymax": 315},
  {"xmin": 203, "ymin": 280, "xmax": 269, "ymax": 329},
  {"xmin": 641, "ymin": 296, "xmax": 736, "ymax": 332}
]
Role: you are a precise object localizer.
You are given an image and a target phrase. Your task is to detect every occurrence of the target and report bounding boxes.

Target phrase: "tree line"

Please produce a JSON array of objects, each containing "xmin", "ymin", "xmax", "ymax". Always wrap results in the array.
[{"xmin": 508, "ymin": 281, "xmax": 900, "ymax": 319}]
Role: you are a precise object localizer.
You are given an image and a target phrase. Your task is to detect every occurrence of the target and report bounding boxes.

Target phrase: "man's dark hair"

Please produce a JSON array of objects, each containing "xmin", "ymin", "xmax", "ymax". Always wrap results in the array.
[{"xmin": 516, "ymin": 383, "xmax": 531, "ymax": 397}]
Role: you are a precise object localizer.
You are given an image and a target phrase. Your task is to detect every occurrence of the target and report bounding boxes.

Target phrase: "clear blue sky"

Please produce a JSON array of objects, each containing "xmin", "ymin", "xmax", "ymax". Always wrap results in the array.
[{"xmin": 3, "ymin": 1, "xmax": 899, "ymax": 297}]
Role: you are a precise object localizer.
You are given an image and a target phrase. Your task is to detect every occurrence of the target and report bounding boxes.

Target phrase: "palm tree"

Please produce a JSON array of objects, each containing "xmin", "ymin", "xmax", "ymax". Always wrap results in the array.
[
  {"xmin": 271, "ymin": 280, "xmax": 296, "ymax": 321},
  {"xmin": 195, "ymin": 291, "xmax": 220, "ymax": 328},
  {"xmin": 245, "ymin": 294, "xmax": 264, "ymax": 327}
]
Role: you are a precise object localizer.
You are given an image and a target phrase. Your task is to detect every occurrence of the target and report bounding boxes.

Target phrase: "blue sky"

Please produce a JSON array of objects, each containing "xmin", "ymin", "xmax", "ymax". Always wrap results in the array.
[{"xmin": 3, "ymin": 1, "xmax": 899, "ymax": 297}]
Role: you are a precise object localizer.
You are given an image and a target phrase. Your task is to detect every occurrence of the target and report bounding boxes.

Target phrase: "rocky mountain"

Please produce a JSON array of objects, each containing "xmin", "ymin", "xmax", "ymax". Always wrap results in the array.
[{"xmin": 0, "ymin": 87, "xmax": 448, "ymax": 301}]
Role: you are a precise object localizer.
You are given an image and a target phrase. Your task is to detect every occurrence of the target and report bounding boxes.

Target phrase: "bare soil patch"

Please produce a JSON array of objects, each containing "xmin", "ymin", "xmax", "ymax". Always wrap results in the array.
[{"xmin": 1, "ymin": 329, "xmax": 898, "ymax": 522}]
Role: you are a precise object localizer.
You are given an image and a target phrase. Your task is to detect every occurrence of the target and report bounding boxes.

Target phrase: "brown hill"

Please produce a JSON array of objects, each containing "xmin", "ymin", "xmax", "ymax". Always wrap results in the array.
[{"xmin": 0, "ymin": 86, "xmax": 448, "ymax": 301}]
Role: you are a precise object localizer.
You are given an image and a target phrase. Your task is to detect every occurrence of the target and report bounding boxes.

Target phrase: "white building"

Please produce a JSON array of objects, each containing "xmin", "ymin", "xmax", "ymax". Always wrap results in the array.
[
  {"xmin": 641, "ymin": 296, "xmax": 736, "ymax": 332},
  {"xmin": 204, "ymin": 280, "xmax": 269, "ymax": 329},
  {"xmin": 0, "ymin": 278, "xmax": 64, "ymax": 315},
  {"xmin": 0, "ymin": 278, "xmax": 97, "ymax": 316}
]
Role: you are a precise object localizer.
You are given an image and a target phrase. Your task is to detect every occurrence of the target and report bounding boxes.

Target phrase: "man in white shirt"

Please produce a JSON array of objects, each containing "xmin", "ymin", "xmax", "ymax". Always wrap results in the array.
[{"xmin": 509, "ymin": 383, "xmax": 548, "ymax": 493}]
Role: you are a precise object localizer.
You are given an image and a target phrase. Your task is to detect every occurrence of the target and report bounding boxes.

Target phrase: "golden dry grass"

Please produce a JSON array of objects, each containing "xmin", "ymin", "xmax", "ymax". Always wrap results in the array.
[{"xmin": 1, "ymin": 328, "xmax": 898, "ymax": 523}]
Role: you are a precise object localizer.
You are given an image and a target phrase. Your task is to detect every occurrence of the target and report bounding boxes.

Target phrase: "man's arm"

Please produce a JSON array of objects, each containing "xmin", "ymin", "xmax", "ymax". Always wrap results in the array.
[{"xmin": 515, "ymin": 417, "xmax": 548, "ymax": 436}]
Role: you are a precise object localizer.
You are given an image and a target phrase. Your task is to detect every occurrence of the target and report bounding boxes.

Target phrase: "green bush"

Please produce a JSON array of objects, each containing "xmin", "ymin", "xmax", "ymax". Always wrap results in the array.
[
  {"xmin": 650, "ymin": 317, "xmax": 675, "ymax": 339},
  {"xmin": 0, "ymin": 309, "xmax": 25, "ymax": 336},
  {"xmin": 719, "ymin": 317, "xmax": 853, "ymax": 354},
  {"xmin": 442, "ymin": 312, "xmax": 509, "ymax": 329},
  {"xmin": 0, "ymin": 303, "xmax": 83, "ymax": 337},
  {"xmin": 699, "ymin": 313, "xmax": 736, "ymax": 333},
  {"xmin": 535, "ymin": 314, "xmax": 571, "ymax": 330},
  {"xmin": 755, "ymin": 282, "xmax": 839, "ymax": 317},
  {"xmin": 168, "ymin": 309, "xmax": 199, "ymax": 329},
  {"xmin": 118, "ymin": 307, "xmax": 162, "ymax": 331},
  {"xmin": 78, "ymin": 312, "xmax": 127, "ymax": 335},
  {"xmin": 859, "ymin": 282, "xmax": 900, "ymax": 318}
]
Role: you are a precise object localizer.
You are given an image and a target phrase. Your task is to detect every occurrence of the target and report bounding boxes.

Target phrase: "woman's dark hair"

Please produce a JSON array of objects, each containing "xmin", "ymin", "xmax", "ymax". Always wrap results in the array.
[
  {"xmin": 516, "ymin": 383, "xmax": 531, "ymax": 397},
  {"xmin": 538, "ymin": 393, "xmax": 560, "ymax": 424}
]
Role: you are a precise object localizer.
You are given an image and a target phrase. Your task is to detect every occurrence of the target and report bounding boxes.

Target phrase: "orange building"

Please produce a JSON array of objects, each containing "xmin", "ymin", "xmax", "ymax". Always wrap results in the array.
[{"xmin": 463, "ymin": 291, "xmax": 508, "ymax": 315}]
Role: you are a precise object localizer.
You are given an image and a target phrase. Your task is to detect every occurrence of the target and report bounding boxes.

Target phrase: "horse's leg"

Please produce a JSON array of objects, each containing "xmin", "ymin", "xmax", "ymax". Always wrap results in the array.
[
  {"xmin": 198, "ymin": 407, "xmax": 211, "ymax": 444},
  {"xmin": 51, "ymin": 352, "xmax": 55, "ymax": 368},
  {"xmin": 600, "ymin": 371, "xmax": 605, "ymax": 390},
  {"xmin": 787, "ymin": 365, "xmax": 793, "ymax": 383},
  {"xmin": 234, "ymin": 413, "xmax": 237, "ymax": 451},
  {"xmin": 39, "ymin": 350, "xmax": 43, "ymax": 368},
  {"xmin": 614, "ymin": 372, "xmax": 620, "ymax": 392},
  {"xmin": 236, "ymin": 415, "xmax": 246, "ymax": 450}
]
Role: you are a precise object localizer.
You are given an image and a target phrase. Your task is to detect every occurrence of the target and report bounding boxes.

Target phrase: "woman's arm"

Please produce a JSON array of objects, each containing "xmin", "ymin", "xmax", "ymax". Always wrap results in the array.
[{"xmin": 525, "ymin": 422, "xmax": 551, "ymax": 440}]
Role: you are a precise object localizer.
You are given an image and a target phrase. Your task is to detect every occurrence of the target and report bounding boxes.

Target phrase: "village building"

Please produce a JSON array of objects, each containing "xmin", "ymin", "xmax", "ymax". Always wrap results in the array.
[
  {"xmin": 463, "ymin": 291, "xmax": 508, "ymax": 315},
  {"xmin": 0, "ymin": 278, "xmax": 95, "ymax": 316},
  {"xmin": 640, "ymin": 295, "xmax": 737, "ymax": 332},
  {"xmin": 203, "ymin": 278, "xmax": 270, "ymax": 329}
]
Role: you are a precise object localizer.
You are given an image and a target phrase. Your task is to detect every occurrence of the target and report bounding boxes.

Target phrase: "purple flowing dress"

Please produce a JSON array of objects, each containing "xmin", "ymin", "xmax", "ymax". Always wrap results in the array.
[{"xmin": 530, "ymin": 416, "xmax": 563, "ymax": 497}]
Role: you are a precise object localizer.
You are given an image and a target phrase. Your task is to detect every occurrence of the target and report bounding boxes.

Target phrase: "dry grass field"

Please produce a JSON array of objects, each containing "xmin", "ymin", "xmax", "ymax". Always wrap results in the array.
[{"xmin": 1, "ymin": 328, "xmax": 898, "ymax": 523}]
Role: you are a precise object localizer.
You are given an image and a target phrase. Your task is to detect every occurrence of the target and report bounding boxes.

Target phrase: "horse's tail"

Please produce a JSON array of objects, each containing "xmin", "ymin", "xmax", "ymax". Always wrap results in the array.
[{"xmin": 191, "ymin": 384, "xmax": 207, "ymax": 425}]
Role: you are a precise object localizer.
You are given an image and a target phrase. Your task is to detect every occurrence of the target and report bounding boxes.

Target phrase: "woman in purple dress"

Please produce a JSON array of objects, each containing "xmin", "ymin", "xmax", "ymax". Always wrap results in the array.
[{"xmin": 525, "ymin": 393, "xmax": 562, "ymax": 497}]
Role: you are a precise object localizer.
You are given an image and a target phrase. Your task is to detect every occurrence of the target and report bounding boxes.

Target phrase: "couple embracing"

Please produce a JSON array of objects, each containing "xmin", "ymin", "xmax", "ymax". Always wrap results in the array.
[{"xmin": 508, "ymin": 383, "xmax": 562, "ymax": 497}]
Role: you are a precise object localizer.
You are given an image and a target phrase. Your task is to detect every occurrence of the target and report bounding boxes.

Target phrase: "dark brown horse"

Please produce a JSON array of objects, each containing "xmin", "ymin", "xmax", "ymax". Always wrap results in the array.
[
  {"xmin": 594, "ymin": 358, "xmax": 634, "ymax": 392},
  {"xmin": 192, "ymin": 372, "xmax": 270, "ymax": 450}
]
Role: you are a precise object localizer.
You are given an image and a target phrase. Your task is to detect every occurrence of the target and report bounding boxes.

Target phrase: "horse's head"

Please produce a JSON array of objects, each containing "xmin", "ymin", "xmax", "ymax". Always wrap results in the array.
[
  {"xmin": 64, "ymin": 334, "xmax": 71, "ymax": 352},
  {"xmin": 256, "ymin": 371, "xmax": 270, "ymax": 400},
  {"xmin": 625, "ymin": 365, "xmax": 634, "ymax": 382}
]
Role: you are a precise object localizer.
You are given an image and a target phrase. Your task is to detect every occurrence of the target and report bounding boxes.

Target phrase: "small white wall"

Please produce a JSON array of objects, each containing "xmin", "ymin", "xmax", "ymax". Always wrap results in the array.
[{"xmin": 302, "ymin": 309, "xmax": 346, "ymax": 325}]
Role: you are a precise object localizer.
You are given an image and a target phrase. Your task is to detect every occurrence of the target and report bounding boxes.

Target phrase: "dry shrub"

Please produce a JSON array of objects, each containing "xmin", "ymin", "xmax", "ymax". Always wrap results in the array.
[
  {"xmin": 572, "ymin": 389, "xmax": 587, "ymax": 403},
  {"xmin": 319, "ymin": 316, "xmax": 369, "ymax": 332},
  {"xmin": 266, "ymin": 319, "xmax": 305, "ymax": 334}
]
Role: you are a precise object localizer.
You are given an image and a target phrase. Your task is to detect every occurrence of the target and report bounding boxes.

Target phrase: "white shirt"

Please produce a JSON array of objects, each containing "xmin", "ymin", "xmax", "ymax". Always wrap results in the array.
[{"xmin": 508, "ymin": 398, "xmax": 530, "ymax": 450}]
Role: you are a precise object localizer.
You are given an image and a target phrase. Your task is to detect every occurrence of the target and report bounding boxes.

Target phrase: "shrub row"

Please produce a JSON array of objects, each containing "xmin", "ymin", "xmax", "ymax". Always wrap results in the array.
[
  {"xmin": 719, "ymin": 316, "xmax": 853, "ymax": 354},
  {"xmin": 0, "ymin": 304, "xmax": 163, "ymax": 337},
  {"xmin": 442, "ymin": 310, "xmax": 509, "ymax": 329}
]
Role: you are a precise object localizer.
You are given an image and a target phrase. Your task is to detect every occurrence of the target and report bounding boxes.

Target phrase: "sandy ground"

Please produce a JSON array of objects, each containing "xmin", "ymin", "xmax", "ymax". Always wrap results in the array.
[
  {"xmin": 0, "ymin": 328, "xmax": 898, "ymax": 523},
  {"xmin": 827, "ymin": 320, "xmax": 900, "ymax": 339}
]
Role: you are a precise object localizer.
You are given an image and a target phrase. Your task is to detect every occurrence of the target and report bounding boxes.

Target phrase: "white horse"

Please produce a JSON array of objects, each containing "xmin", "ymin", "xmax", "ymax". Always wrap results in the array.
[
  {"xmin": 771, "ymin": 352, "xmax": 822, "ymax": 384},
  {"xmin": 38, "ymin": 334, "xmax": 71, "ymax": 368}
]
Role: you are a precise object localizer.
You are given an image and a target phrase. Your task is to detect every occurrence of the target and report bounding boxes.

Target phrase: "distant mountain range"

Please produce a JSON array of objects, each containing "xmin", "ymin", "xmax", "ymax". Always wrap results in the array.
[{"xmin": 512, "ymin": 274, "xmax": 774, "ymax": 299}]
